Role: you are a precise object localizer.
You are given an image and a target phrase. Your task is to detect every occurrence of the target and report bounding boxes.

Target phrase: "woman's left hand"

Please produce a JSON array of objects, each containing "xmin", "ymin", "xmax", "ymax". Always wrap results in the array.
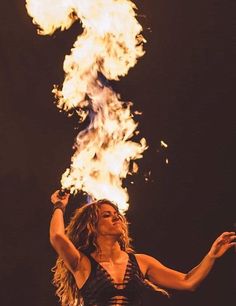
[{"xmin": 208, "ymin": 232, "xmax": 236, "ymax": 259}]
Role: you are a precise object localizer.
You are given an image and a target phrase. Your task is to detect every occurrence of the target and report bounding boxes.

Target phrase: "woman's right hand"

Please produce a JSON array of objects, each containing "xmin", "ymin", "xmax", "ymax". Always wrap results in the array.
[{"xmin": 51, "ymin": 190, "xmax": 70, "ymax": 207}]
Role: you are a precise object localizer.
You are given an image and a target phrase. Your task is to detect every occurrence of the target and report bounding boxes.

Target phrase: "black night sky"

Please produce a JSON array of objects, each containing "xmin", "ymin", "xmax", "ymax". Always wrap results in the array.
[{"xmin": 0, "ymin": 1, "xmax": 235, "ymax": 305}]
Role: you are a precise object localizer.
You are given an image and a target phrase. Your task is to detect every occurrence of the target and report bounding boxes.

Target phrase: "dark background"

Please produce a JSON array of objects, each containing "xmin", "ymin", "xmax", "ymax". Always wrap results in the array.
[{"xmin": 0, "ymin": 0, "xmax": 235, "ymax": 305}]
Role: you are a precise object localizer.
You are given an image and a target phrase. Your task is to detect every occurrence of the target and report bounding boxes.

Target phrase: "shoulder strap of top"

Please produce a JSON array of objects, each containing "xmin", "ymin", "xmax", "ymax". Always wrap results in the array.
[
  {"xmin": 84, "ymin": 252, "xmax": 99, "ymax": 270},
  {"xmin": 128, "ymin": 253, "xmax": 140, "ymax": 268},
  {"xmin": 128, "ymin": 252, "xmax": 138, "ymax": 263},
  {"xmin": 128, "ymin": 253, "xmax": 145, "ymax": 278}
]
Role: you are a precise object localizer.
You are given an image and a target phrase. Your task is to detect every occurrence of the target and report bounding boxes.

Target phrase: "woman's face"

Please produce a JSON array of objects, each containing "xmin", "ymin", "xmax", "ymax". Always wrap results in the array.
[{"xmin": 96, "ymin": 203, "xmax": 124, "ymax": 237}]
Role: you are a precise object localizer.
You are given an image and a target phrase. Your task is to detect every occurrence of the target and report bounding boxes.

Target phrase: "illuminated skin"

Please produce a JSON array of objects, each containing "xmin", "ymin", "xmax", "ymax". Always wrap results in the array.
[
  {"xmin": 50, "ymin": 190, "xmax": 236, "ymax": 292},
  {"xmin": 96, "ymin": 204, "xmax": 124, "ymax": 237},
  {"xmin": 90, "ymin": 204, "xmax": 130, "ymax": 286}
]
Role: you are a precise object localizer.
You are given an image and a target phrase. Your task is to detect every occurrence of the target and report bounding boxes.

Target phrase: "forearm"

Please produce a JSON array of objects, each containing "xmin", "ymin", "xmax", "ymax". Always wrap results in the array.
[
  {"xmin": 185, "ymin": 253, "xmax": 216, "ymax": 290},
  {"xmin": 147, "ymin": 232, "xmax": 235, "ymax": 292},
  {"xmin": 49, "ymin": 203, "xmax": 81, "ymax": 271},
  {"xmin": 50, "ymin": 209, "xmax": 66, "ymax": 239}
]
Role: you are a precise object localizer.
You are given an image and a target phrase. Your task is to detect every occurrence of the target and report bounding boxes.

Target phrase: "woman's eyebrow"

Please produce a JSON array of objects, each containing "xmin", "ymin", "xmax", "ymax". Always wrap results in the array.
[{"xmin": 101, "ymin": 210, "xmax": 117, "ymax": 214}]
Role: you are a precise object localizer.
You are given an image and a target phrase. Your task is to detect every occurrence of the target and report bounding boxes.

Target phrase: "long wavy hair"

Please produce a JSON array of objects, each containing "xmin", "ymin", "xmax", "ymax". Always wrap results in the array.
[{"xmin": 52, "ymin": 199, "xmax": 168, "ymax": 306}]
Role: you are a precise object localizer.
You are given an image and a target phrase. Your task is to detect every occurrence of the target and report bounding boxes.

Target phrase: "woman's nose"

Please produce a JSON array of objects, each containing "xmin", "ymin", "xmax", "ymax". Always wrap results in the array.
[{"xmin": 112, "ymin": 215, "xmax": 119, "ymax": 221}]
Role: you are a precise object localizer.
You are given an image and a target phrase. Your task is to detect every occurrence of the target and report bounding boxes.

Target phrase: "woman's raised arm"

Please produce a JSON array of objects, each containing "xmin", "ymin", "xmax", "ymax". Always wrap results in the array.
[{"xmin": 50, "ymin": 190, "xmax": 81, "ymax": 273}]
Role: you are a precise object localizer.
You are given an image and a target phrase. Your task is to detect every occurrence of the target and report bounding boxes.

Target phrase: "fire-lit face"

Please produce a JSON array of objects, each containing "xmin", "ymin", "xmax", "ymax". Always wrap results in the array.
[{"xmin": 96, "ymin": 204, "xmax": 124, "ymax": 237}]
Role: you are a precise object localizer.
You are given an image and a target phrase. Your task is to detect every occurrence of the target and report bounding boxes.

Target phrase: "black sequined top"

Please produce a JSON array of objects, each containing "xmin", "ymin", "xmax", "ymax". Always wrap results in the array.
[{"xmin": 80, "ymin": 253, "xmax": 147, "ymax": 306}]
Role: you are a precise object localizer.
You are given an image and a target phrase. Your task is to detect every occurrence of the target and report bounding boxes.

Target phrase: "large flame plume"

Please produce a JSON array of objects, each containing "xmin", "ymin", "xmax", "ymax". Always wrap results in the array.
[{"xmin": 26, "ymin": 0, "xmax": 147, "ymax": 212}]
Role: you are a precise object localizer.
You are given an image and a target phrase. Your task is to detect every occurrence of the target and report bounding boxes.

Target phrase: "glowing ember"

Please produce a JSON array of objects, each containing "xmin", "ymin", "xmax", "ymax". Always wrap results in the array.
[
  {"xmin": 161, "ymin": 140, "xmax": 168, "ymax": 148},
  {"xmin": 26, "ymin": 0, "xmax": 147, "ymax": 212}
]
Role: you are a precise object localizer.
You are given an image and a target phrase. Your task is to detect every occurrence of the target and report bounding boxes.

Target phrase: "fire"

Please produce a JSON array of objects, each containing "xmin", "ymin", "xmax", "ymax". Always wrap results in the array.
[{"xmin": 26, "ymin": 0, "xmax": 147, "ymax": 212}]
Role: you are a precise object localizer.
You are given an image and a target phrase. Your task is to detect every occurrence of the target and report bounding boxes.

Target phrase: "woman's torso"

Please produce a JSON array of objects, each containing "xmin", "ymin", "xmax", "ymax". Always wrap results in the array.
[{"xmin": 73, "ymin": 252, "xmax": 148, "ymax": 306}]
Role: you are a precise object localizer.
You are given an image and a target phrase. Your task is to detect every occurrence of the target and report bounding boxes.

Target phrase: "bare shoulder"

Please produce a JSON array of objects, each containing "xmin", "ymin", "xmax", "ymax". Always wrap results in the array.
[
  {"xmin": 135, "ymin": 253, "xmax": 161, "ymax": 263},
  {"xmin": 133, "ymin": 253, "xmax": 160, "ymax": 277},
  {"xmin": 135, "ymin": 254, "xmax": 163, "ymax": 271}
]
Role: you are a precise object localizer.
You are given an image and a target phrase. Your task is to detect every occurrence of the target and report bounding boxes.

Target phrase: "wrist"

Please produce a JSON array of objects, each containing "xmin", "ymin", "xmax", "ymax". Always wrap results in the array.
[
  {"xmin": 206, "ymin": 252, "xmax": 217, "ymax": 261},
  {"xmin": 53, "ymin": 201, "xmax": 66, "ymax": 215}
]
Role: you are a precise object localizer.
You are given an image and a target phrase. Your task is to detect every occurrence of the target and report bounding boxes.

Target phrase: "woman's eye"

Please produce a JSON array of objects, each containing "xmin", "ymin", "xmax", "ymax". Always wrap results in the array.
[{"xmin": 103, "ymin": 213, "xmax": 110, "ymax": 218}]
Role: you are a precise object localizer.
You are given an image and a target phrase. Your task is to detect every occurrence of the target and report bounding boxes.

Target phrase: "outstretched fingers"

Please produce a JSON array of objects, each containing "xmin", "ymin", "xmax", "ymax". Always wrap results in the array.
[
  {"xmin": 209, "ymin": 232, "xmax": 236, "ymax": 258},
  {"xmin": 226, "ymin": 234, "xmax": 236, "ymax": 250},
  {"xmin": 221, "ymin": 232, "xmax": 236, "ymax": 243}
]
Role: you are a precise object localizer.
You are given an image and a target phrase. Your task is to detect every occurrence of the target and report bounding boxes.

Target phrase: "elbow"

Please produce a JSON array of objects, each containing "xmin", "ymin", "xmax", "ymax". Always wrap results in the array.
[
  {"xmin": 183, "ymin": 276, "xmax": 198, "ymax": 292},
  {"xmin": 185, "ymin": 280, "xmax": 198, "ymax": 292},
  {"xmin": 187, "ymin": 284, "xmax": 197, "ymax": 292}
]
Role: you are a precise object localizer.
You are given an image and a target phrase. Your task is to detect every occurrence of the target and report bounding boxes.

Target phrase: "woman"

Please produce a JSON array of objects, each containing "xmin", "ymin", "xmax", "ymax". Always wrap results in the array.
[{"xmin": 50, "ymin": 190, "xmax": 235, "ymax": 306}]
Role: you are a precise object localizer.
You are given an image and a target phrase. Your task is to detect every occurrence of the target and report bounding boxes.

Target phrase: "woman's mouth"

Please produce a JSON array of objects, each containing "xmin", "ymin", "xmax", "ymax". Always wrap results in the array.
[{"xmin": 113, "ymin": 221, "xmax": 121, "ymax": 225}]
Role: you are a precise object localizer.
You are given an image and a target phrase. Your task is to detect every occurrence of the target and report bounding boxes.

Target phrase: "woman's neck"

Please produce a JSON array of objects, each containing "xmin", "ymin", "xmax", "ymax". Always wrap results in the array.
[{"xmin": 93, "ymin": 237, "xmax": 123, "ymax": 262}]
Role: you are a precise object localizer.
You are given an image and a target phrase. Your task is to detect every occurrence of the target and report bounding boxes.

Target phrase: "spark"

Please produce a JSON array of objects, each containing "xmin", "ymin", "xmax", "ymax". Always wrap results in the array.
[{"xmin": 161, "ymin": 140, "xmax": 168, "ymax": 148}]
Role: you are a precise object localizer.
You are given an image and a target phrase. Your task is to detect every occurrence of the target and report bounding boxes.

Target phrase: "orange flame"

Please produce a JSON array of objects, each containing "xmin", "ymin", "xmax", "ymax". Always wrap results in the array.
[{"xmin": 26, "ymin": 0, "xmax": 147, "ymax": 212}]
